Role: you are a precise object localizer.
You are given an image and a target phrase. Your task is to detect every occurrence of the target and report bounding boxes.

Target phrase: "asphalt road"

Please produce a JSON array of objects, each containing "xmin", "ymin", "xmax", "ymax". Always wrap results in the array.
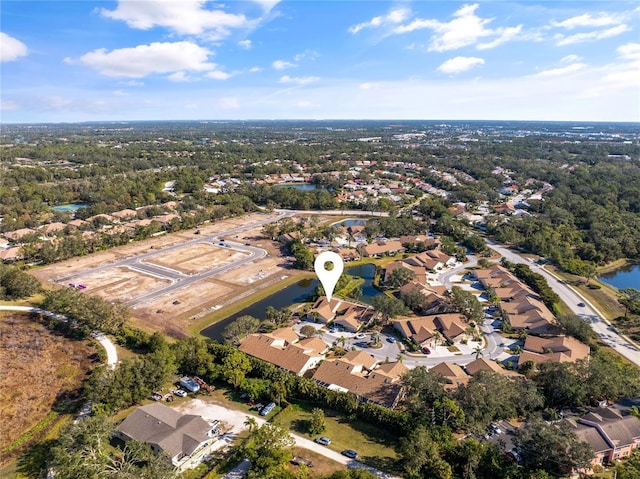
[{"xmin": 486, "ymin": 241, "xmax": 640, "ymax": 367}]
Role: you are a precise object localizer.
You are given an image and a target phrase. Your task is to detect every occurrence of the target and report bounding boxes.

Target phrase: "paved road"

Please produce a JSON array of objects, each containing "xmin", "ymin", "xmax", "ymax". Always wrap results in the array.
[
  {"xmin": 486, "ymin": 241, "xmax": 640, "ymax": 367},
  {"xmin": 0, "ymin": 305, "xmax": 118, "ymax": 369},
  {"xmin": 276, "ymin": 208, "xmax": 390, "ymax": 217}
]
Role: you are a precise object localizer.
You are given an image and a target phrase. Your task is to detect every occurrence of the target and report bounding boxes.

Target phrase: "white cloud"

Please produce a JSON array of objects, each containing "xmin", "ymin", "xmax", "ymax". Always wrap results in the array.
[
  {"xmin": 167, "ymin": 71, "xmax": 193, "ymax": 82},
  {"xmin": 560, "ymin": 54, "xmax": 582, "ymax": 64},
  {"xmin": 294, "ymin": 50, "xmax": 319, "ymax": 62},
  {"xmin": 218, "ymin": 97, "xmax": 241, "ymax": 110},
  {"xmin": 100, "ymin": 0, "xmax": 253, "ymax": 39},
  {"xmin": 391, "ymin": 3, "xmax": 521, "ymax": 52},
  {"xmin": 239, "ymin": 40, "xmax": 252, "ymax": 50},
  {"xmin": 0, "ymin": 99, "xmax": 19, "ymax": 111},
  {"xmin": 1, "ymin": 33, "xmax": 28, "ymax": 62},
  {"xmin": 249, "ymin": 66, "xmax": 262, "ymax": 73},
  {"xmin": 272, "ymin": 59, "xmax": 296, "ymax": 70},
  {"xmin": 252, "ymin": 0, "xmax": 281, "ymax": 13},
  {"xmin": 533, "ymin": 63, "xmax": 587, "ymax": 77},
  {"xmin": 206, "ymin": 70, "xmax": 231, "ymax": 80},
  {"xmin": 77, "ymin": 41, "xmax": 216, "ymax": 78},
  {"xmin": 112, "ymin": 90, "xmax": 128, "ymax": 96},
  {"xmin": 349, "ymin": 8, "xmax": 411, "ymax": 34},
  {"xmin": 279, "ymin": 75, "xmax": 320, "ymax": 85},
  {"xmin": 477, "ymin": 25, "xmax": 523, "ymax": 50},
  {"xmin": 617, "ymin": 42, "xmax": 640, "ymax": 60},
  {"xmin": 437, "ymin": 56, "xmax": 485, "ymax": 74},
  {"xmin": 555, "ymin": 24, "xmax": 630, "ymax": 46},
  {"xmin": 551, "ymin": 12, "xmax": 622, "ymax": 29},
  {"xmin": 120, "ymin": 80, "xmax": 144, "ymax": 87}
]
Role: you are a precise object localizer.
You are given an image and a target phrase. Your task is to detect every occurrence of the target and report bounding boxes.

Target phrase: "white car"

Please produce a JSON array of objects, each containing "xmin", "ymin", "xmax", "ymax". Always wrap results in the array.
[
  {"xmin": 355, "ymin": 333, "xmax": 367, "ymax": 339},
  {"xmin": 174, "ymin": 389, "xmax": 188, "ymax": 397}
]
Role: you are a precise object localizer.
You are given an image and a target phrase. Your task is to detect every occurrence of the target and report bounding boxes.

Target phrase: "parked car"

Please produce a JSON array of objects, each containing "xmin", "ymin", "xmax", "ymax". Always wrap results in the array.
[
  {"xmin": 422, "ymin": 346, "xmax": 431, "ymax": 354},
  {"xmin": 489, "ymin": 423, "xmax": 502, "ymax": 434},
  {"xmin": 577, "ymin": 302, "xmax": 585, "ymax": 307},
  {"xmin": 355, "ymin": 333, "xmax": 367, "ymax": 339},
  {"xmin": 315, "ymin": 436, "xmax": 331, "ymax": 446},
  {"xmin": 386, "ymin": 337, "xmax": 396, "ymax": 343},
  {"xmin": 174, "ymin": 389, "xmax": 187, "ymax": 397},
  {"xmin": 151, "ymin": 393, "xmax": 162, "ymax": 401},
  {"xmin": 341, "ymin": 449, "xmax": 358, "ymax": 459},
  {"xmin": 260, "ymin": 402, "xmax": 276, "ymax": 416}
]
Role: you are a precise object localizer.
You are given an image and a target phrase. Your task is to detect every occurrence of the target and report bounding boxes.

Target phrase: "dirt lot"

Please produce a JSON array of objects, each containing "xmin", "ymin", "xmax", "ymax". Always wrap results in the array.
[
  {"xmin": 147, "ymin": 243, "xmax": 249, "ymax": 275},
  {"xmin": 30, "ymin": 213, "xmax": 295, "ymax": 337},
  {"xmin": 0, "ymin": 313, "xmax": 95, "ymax": 457}
]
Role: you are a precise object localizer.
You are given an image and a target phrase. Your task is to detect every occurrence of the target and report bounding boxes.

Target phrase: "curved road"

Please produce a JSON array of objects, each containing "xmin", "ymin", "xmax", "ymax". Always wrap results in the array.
[
  {"xmin": 486, "ymin": 241, "xmax": 640, "ymax": 367},
  {"xmin": 0, "ymin": 305, "xmax": 118, "ymax": 369}
]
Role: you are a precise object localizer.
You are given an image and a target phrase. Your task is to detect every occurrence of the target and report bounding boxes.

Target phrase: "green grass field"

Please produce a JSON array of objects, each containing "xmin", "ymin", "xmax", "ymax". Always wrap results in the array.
[{"xmin": 273, "ymin": 402, "xmax": 400, "ymax": 473}]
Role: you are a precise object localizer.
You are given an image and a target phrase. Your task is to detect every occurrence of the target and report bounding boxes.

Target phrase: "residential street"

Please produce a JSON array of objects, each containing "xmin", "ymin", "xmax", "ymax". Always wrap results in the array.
[{"xmin": 486, "ymin": 241, "xmax": 640, "ymax": 367}]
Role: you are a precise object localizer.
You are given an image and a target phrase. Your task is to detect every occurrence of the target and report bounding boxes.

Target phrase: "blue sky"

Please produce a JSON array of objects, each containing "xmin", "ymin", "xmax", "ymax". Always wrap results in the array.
[{"xmin": 1, "ymin": 1, "xmax": 639, "ymax": 122}]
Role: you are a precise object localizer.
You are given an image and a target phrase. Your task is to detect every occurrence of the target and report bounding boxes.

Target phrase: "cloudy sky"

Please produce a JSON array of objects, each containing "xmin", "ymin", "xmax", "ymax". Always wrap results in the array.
[{"xmin": 1, "ymin": 1, "xmax": 639, "ymax": 122}]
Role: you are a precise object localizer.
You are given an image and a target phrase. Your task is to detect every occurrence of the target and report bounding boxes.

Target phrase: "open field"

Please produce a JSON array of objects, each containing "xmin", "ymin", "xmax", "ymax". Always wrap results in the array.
[
  {"xmin": 29, "ymin": 212, "xmax": 298, "ymax": 337},
  {"xmin": 0, "ymin": 313, "xmax": 95, "ymax": 463}
]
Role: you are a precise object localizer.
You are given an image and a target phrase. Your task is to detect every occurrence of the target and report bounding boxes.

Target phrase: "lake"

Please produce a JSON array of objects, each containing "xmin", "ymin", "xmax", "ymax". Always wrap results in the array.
[
  {"xmin": 599, "ymin": 263, "xmax": 640, "ymax": 290},
  {"xmin": 331, "ymin": 218, "xmax": 368, "ymax": 227},
  {"xmin": 274, "ymin": 183, "xmax": 330, "ymax": 191},
  {"xmin": 200, "ymin": 263, "xmax": 378, "ymax": 341},
  {"xmin": 52, "ymin": 203, "xmax": 88, "ymax": 212}
]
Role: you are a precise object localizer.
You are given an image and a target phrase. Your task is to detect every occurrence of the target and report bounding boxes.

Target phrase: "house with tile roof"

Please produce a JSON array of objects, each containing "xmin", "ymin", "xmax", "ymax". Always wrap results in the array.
[
  {"xmin": 308, "ymin": 297, "xmax": 375, "ymax": 332},
  {"xmin": 357, "ymin": 240, "xmax": 405, "ymax": 257},
  {"xmin": 429, "ymin": 362, "xmax": 470, "ymax": 391},
  {"xmin": 238, "ymin": 328, "xmax": 327, "ymax": 376},
  {"xmin": 393, "ymin": 313, "xmax": 468, "ymax": 347},
  {"xmin": 115, "ymin": 403, "xmax": 217, "ymax": 471},
  {"xmin": 564, "ymin": 407, "xmax": 640, "ymax": 469},
  {"xmin": 518, "ymin": 335, "xmax": 590, "ymax": 366},
  {"xmin": 464, "ymin": 358, "xmax": 523, "ymax": 379},
  {"xmin": 312, "ymin": 350, "xmax": 408, "ymax": 408}
]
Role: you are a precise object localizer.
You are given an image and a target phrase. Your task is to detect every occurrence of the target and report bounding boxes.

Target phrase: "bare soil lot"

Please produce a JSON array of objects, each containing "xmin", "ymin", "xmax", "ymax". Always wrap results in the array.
[
  {"xmin": 146, "ymin": 243, "xmax": 249, "ymax": 275},
  {"xmin": 30, "ymin": 213, "xmax": 294, "ymax": 336},
  {"xmin": 0, "ymin": 313, "xmax": 94, "ymax": 457}
]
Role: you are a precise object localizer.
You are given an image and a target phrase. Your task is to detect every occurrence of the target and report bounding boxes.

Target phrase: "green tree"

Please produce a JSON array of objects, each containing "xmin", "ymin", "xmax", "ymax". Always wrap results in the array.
[
  {"xmin": 371, "ymin": 294, "xmax": 408, "ymax": 324},
  {"xmin": 619, "ymin": 288, "xmax": 640, "ymax": 318},
  {"xmin": 308, "ymin": 408, "xmax": 326, "ymax": 435},
  {"xmin": 0, "ymin": 265, "xmax": 41, "ymax": 299},
  {"xmin": 244, "ymin": 422, "xmax": 296, "ymax": 479},
  {"xmin": 514, "ymin": 417, "xmax": 594, "ymax": 477},
  {"xmin": 450, "ymin": 286, "xmax": 484, "ymax": 324},
  {"xmin": 221, "ymin": 350, "xmax": 252, "ymax": 389},
  {"xmin": 398, "ymin": 426, "xmax": 452, "ymax": 479},
  {"xmin": 387, "ymin": 267, "xmax": 416, "ymax": 288},
  {"xmin": 299, "ymin": 325, "xmax": 317, "ymax": 337},
  {"xmin": 222, "ymin": 315, "xmax": 261, "ymax": 345}
]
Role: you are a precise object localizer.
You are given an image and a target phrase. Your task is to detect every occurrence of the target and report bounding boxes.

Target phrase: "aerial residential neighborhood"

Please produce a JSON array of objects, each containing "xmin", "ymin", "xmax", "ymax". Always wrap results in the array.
[{"xmin": 1, "ymin": 118, "xmax": 639, "ymax": 479}]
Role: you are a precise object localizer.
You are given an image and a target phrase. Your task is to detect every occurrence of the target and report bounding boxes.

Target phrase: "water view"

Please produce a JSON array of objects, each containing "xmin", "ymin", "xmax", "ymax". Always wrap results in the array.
[
  {"xmin": 332, "ymin": 218, "xmax": 368, "ymax": 227},
  {"xmin": 274, "ymin": 183, "xmax": 330, "ymax": 191},
  {"xmin": 201, "ymin": 263, "xmax": 378, "ymax": 341},
  {"xmin": 599, "ymin": 264, "xmax": 640, "ymax": 290},
  {"xmin": 52, "ymin": 203, "xmax": 88, "ymax": 212}
]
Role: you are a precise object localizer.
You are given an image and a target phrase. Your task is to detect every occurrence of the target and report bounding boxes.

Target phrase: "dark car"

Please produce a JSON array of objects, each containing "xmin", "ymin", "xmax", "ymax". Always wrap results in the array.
[
  {"xmin": 341, "ymin": 449, "xmax": 358, "ymax": 459},
  {"xmin": 386, "ymin": 337, "xmax": 396, "ymax": 343},
  {"xmin": 577, "ymin": 302, "xmax": 585, "ymax": 307},
  {"xmin": 422, "ymin": 347, "xmax": 431, "ymax": 354}
]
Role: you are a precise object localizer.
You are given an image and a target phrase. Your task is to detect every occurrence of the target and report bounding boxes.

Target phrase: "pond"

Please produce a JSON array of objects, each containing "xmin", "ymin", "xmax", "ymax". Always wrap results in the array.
[
  {"xmin": 599, "ymin": 263, "xmax": 640, "ymax": 290},
  {"xmin": 331, "ymin": 218, "xmax": 368, "ymax": 227},
  {"xmin": 274, "ymin": 183, "xmax": 330, "ymax": 191},
  {"xmin": 52, "ymin": 203, "xmax": 88, "ymax": 212},
  {"xmin": 200, "ymin": 263, "xmax": 378, "ymax": 341}
]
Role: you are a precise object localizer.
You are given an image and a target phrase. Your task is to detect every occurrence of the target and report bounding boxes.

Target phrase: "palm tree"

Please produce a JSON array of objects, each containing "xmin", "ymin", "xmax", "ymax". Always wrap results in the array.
[
  {"xmin": 244, "ymin": 416, "xmax": 257, "ymax": 433},
  {"xmin": 396, "ymin": 353, "xmax": 404, "ymax": 364},
  {"xmin": 473, "ymin": 345, "xmax": 484, "ymax": 360},
  {"xmin": 433, "ymin": 331, "xmax": 443, "ymax": 347}
]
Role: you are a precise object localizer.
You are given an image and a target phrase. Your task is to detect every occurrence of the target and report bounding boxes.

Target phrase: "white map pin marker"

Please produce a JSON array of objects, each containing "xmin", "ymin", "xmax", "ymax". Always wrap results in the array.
[{"xmin": 314, "ymin": 251, "xmax": 344, "ymax": 303}]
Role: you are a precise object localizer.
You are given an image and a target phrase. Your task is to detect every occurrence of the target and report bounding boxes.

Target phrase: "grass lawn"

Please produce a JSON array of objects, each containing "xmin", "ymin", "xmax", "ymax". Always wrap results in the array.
[
  {"xmin": 286, "ymin": 447, "xmax": 346, "ymax": 478},
  {"xmin": 273, "ymin": 402, "xmax": 400, "ymax": 474}
]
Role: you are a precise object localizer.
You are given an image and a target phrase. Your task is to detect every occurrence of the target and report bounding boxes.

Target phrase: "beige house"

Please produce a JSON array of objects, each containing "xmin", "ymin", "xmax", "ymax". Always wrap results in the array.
[
  {"xmin": 518, "ymin": 335, "xmax": 590, "ymax": 366},
  {"xmin": 394, "ymin": 313, "xmax": 468, "ymax": 346},
  {"xmin": 312, "ymin": 350, "xmax": 408, "ymax": 408},
  {"xmin": 239, "ymin": 328, "xmax": 327, "ymax": 376},
  {"xmin": 358, "ymin": 240, "xmax": 405, "ymax": 257},
  {"xmin": 308, "ymin": 296, "xmax": 375, "ymax": 332},
  {"xmin": 430, "ymin": 362, "xmax": 470, "ymax": 391}
]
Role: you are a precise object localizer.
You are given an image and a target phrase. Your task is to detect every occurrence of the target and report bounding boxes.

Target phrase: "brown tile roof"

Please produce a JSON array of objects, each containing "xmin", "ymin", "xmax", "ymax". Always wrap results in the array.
[
  {"xmin": 523, "ymin": 335, "xmax": 589, "ymax": 363},
  {"xmin": 3, "ymin": 228, "xmax": 36, "ymax": 241},
  {"xmin": 239, "ymin": 333, "xmax": 324, "ymax": 375},
  {"xmin": 430, "ymin": 362, "xmax": 470, "ymax": 389},
  {"xmin": 312, "ymin": 354, "xmax": 407, "ymax": 408},
  {"xmin": 359, "ymin": 240, "xmax": 405, "ymax": 257},
  {"xmin": 465, "ymin": 358, "xmax": 516, "ymax": 376}
]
